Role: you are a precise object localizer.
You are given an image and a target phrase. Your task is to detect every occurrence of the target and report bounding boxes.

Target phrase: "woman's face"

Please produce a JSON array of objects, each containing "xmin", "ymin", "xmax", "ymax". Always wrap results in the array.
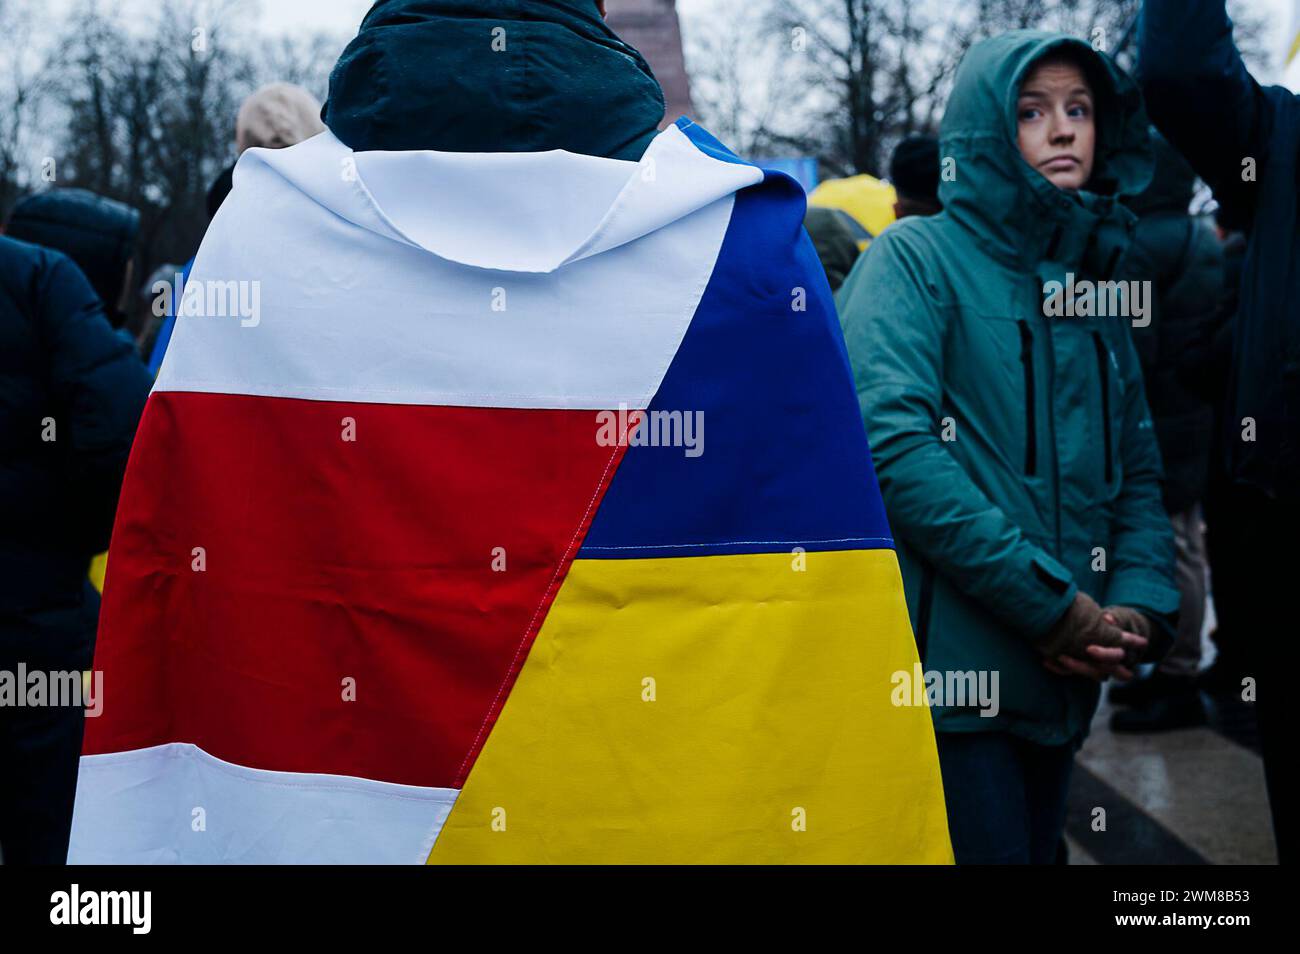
[{"xmin": 1016, "ymin": 58, "xmax": 1096, "ymax": 191}]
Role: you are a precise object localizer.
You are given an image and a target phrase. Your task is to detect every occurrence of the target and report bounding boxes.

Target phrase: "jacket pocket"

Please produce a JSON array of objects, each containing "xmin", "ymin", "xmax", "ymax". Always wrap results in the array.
[
  {"xmin": 1092, "ymin": 332, "xmax": 1114, "ymax": 485},
  {"xmin": 1018, "ymin": 320, "xmax": 1037, "ymax": 476}
]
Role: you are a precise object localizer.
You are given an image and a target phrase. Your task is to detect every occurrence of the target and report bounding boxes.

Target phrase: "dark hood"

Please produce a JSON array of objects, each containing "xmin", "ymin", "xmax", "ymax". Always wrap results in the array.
[
  {"xmin": 322, "ymin": 0, "xmax": 666, "ymax": 161},
  {"xmin": 939, "ymin": 31, "xmax": 1153, "ymax": 273},
  {"xmin": 5, "ymin": 188, "xmax": 140, "ymax": 324},
  {"xmin": 1124, "ymin": 129, "xmax": 1197, "ymax": 217}
]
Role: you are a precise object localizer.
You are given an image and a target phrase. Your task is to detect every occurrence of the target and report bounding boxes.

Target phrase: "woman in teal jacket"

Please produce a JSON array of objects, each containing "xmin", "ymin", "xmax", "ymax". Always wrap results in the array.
[{"xmin": 837, "ymin": 33, "xmax": 1179, "ymax": 863}]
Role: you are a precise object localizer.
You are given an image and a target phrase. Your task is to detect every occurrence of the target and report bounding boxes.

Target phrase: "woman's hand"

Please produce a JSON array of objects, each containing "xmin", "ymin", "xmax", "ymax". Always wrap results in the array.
[
  {"xmin": 1037, "ymin": 591, "xmax": 1124, "ymax": 658},
  {"xmin": 1042, "ymin": 629, "xmax": 1149, "ymax": 682},
  {"xmin": 1102, "ymin": 606, "xmax": 1156, "ymax": 664}
]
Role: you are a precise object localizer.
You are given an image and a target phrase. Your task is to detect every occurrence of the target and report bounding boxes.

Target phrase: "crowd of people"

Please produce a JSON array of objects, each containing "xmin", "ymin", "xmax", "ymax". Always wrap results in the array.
[
  {"xmin": 0, "ymin": 0, "xmax": 1290, "ymax": 865},
  {"xmin": 0, "ymin": 73, "xmax": 334, "ymax": 865}
]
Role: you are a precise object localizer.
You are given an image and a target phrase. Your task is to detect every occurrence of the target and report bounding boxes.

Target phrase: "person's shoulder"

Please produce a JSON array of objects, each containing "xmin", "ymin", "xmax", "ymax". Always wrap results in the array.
[
  {"xmin": 1260, "ymin": 83, "xmax": 1300, "ymax": 119},
  {"xmin": 729, "ymin": 168, "xmax": 812, "ymax": 229},
  {"xmin": 837, "ymin": 216, "xmax": 945, "ymax": 312},
  {"xmin": 0, "ymin": 234, "xmax": 78, "ymax": 298},
  {"xmin": 1, "ymin": 232, "xmax": 55, "ymax": 269},
  {"xmin": 1251, "ymin": 83, "xmax": 1300, "ymax": 160},
  {"xmin": 0, "ymin": 234, "xmax": 106, "ymax": 340},
  {"xmin": 0, "ymin": 238, "xmax": 89, "ymax": 342},
  {"xmin": 874, "ymin": 213, "xmax": 944, "ymax": 253},
  {"xmin": 857, "ymin": 213, "xmax": 952, "ymax": 287}
]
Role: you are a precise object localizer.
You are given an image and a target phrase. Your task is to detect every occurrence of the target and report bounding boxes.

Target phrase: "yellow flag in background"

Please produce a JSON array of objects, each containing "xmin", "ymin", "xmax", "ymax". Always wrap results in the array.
[
  {"xmin": 1284, "ymin": 0, "xmax": 1300, "ymax": 91},
  {"xmin": 89, "ymin": 552, "xmax": 107, "ymax": 592}
]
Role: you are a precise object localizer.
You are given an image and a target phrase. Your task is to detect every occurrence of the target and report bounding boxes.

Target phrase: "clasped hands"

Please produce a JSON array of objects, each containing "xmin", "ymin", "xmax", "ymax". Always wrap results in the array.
[{"xmin": 1039, "ymin": 592, "xmax": 1151, "ymax": 683}]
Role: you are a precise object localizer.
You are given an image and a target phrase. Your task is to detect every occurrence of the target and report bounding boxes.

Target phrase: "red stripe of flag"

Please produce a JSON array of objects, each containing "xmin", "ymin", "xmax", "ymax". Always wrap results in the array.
[{"xmin": 85, "ymin": 391, "xmax": 624, "ymax": 789}]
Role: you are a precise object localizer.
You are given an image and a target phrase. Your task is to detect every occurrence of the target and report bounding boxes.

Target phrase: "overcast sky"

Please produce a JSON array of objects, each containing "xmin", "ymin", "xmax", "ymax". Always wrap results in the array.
[
  {"xmin": 38, "ymin": 1, "xmax": 1297, "ymax": 44},
  {"xmin": 249, "ymin": 0, "xmax": 715, "ymax": 35},
  {"xmin": 229, "ymin": 0, "xmax": 1300, "ymax": 83},
  {"xmin": 254, "ymin": 0, "xmax": 368, "ymax": 33},
  {"xmin": 35, "ymin": 0, "xmax": 1300, "ymax": 83},
  {"xmin": 247, "ymin": 0, "xmax": 719, "ymax": 38},
  {"xmin": 245, "ymin": 0, "xmax": 1292, "ymax": 38}
]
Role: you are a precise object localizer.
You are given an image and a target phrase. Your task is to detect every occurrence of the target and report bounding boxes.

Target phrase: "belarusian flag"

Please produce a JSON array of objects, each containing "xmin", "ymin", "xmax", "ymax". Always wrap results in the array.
[{"xmin": 70, "ymin": 120, "xmax": 952, "ymax": 864}]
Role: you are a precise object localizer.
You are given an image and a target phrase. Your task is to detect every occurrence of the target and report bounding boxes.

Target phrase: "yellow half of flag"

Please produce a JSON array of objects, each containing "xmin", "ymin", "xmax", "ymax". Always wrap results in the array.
[{"xmin": 429, "ymin": 548, "xmax": 954, "ymax": 864}]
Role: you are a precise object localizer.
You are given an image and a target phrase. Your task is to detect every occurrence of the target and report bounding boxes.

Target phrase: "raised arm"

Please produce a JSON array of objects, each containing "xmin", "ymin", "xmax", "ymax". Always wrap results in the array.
[{"xmin": 1139, "ymin": 0, "xmax": 1275, "ymax": 222}]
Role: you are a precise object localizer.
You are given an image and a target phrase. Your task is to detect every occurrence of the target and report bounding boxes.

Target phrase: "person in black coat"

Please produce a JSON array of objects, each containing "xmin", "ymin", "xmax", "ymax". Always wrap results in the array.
[
  {"xmin": 0, "ymin": 235, "xmax": 150, "ymax": 863},
  {"xmin": 1141, "ymin": 0, "xmax": 1300, "ymax": 863},
  {"xmin": 1192, "ymin": 221, "xmax": 1253, "ymax": 696},
  {"xmin": 5, "ymin": 189, "xmax": 141, "ymax": 329},
  {"xmin": 1108, "ymin": 132, "xmax": 1224, "ymax": 732}
]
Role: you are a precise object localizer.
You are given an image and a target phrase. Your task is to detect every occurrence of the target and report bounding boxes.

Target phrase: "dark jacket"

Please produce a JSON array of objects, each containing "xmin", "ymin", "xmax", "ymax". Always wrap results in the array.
[
  {"xmin": 837, "ymin": 32, "xmax": 1177, "ymax": 745},
  {"xmin": 1141, "ymin": 0, "xmax": 1300, "ymax": 502},
  {"xmin": 804, "ymin": 206, "xmax": 861, "ymax": 292},
  {"xmin": 1180, "ymin": 231, "xmax": 1246, "ymax": 408},
  {"xmin": 0, "ymin": 237, "xmax": 150, "ymax": 663},
  {"xmin": 5, "ymin": 189, "xmax": 141, "ymax": 327},
  {"xmin": 322, "ymin": 0, "xmax": 666, "ymax": 160},
  {"xmin": 1121, "ymin": 134, "xmax": 1224, "ymax": 514}
]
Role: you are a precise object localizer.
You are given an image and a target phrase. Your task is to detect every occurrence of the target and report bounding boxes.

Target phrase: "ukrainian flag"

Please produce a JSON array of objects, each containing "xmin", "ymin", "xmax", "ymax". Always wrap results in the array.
[{"xmin": 429, "ymin": 127, "xmax": 951, "ymax": 864}]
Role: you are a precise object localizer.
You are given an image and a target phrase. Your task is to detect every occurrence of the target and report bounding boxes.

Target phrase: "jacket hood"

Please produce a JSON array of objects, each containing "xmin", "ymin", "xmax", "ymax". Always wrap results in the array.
[
  {"xmin": 322, "ymin": 0, "xmax": 666, "ymax": 161},
  {"xmin": 238, "ymin": 119, "xmax": 761, "ymax": 274},
  {"xmin": 939, "ymin": 31, "xmax": 1153, "ymax": 273},
  {"xmin": 5, "ymin": 188, "xmax": 140, "ymax": 323}
]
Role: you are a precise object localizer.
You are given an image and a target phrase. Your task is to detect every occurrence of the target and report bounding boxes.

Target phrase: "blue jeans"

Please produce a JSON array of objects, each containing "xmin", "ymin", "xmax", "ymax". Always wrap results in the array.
[{"xmin": 935, "ymin": 731, "xmax": 1076, "ymax": 865}]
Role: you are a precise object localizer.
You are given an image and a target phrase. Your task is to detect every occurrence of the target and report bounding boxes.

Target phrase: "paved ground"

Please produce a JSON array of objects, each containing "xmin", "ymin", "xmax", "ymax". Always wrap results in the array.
[{"xmin": 1063, "ymin": 617, "xmax": 1276, "ymax": 865}]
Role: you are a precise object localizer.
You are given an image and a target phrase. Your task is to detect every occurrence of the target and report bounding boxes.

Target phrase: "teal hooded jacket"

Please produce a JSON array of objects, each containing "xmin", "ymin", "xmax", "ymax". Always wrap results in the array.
[{"xmin": 836, "ymin": 33, "xmax": 1179, "ymax": 745}]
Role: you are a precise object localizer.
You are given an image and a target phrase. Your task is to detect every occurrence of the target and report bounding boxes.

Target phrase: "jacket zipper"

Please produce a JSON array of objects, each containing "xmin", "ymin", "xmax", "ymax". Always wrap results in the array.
[
  {"xmin": 915, "ymin": 562, "xmax": 935, "ymax": 660},
  {"xmin": 1092, "ymin": 332, "xmax": 1114, "ymax": 484},
  {"xmin": 1018, "ymin": 320, "xmax": 1037, "ymax": 476}
]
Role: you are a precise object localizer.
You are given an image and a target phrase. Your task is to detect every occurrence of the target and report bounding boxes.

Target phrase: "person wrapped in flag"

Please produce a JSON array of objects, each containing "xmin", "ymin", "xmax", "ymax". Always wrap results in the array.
[{"xmin": 69, "ymin": 0, "xmax": 952, "ymax": 864}]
